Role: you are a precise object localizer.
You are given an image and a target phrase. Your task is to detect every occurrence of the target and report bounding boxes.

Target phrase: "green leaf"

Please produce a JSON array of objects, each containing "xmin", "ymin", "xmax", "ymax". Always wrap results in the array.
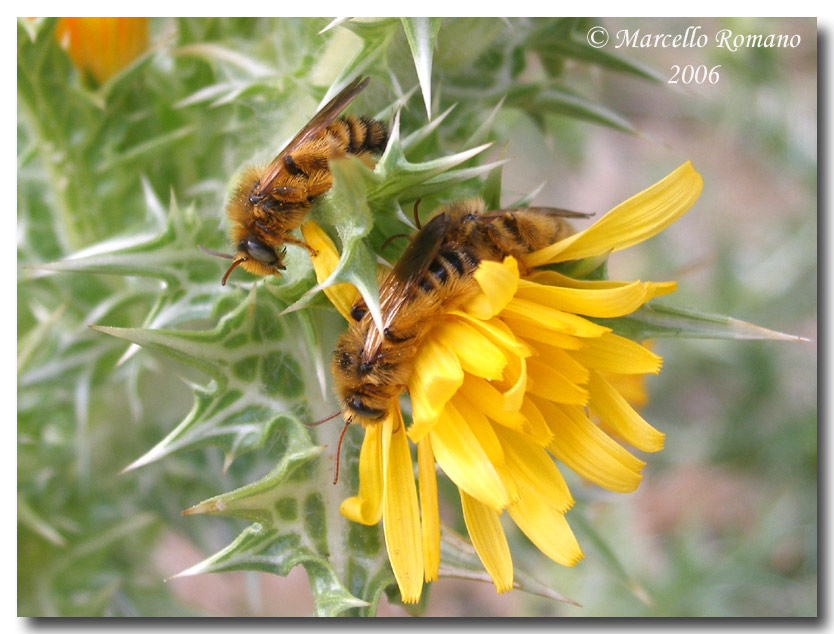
[
  {"xmin": 177, "ymin": 425, "xmax": 396, "ymax": 616},
  {"xmin": 174, "ymin": 524, "xmax": 368, "ymax": 617},
  {"xmin": 177, "ymin": 433, "xmax": 370, "ymax": 616},
  {"xmin": 370, "ymin": 111, "xmax": 493, "ymax": 204},
  {"xmin": 507, "ymin": 85, "xmax": 638, "ymax": 134},
  {"xmin": 93, "ymin": 283, "xmax": 331, "ymax": 470},
  {"xmin": 173, "ymin": 43, "xmax": 277, "ymax": 77},
  {"xmin": 283, "ymin": 158, "xmax": 385, "ymax": 333},
  {"xmin": 400, "ymin": 18, "xmax": 443, "ymax": 119},
  {"xmin": 599, "ymin": 301, "xmax": 808, "ymax": 342},
  {"xmin": 438, "ymin": 526, "xmax": 580, "ymax": 606}
]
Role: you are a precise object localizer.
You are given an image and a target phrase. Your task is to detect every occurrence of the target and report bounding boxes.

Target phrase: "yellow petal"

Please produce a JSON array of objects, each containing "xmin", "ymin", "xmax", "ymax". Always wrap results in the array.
[
  {"xmin": 417, "ymin": 437, "xmax": 440, "ymax": 583},
  {"xmin": 457, "ymin": 375, "xmax": 526, "ymax": 431},
  {"xmin": 382, "ymin": 411, "xmax": 424, "ymax": 604},
  {"xmin": 408, "ymin": 336, "xmax": 465, "ymax": 438},
  {"xmin": 493, "ymin": 425, "xmax": 573, "ymax": 513},
  {"xmin": 589, "ymin": 371, "xmax": 665, "ymax": 453},
  {"xmin": 463, "ymin": 257, "xmax": 520, "ymax": 319},
  {"xmin": 519, "ymin": 397, "xmax": 554, "ymax": 446},
  {"xmin": 460, "ymin": 491, "xmax": 514, "ymax": 593},
  {"xmin": 527, "ymin": 270, "xmax": 678, "ymax": 299},
  {"xmin": 301, "ymin": 221, "xmax": 358, "ymax": 321},
  {"xmin": 429, "ymin": 404, "xmax": 511, "ymax": 511},
  {"xmin": 537, "ymin": 400, "xmax": 646, "ymax": 493},
  {"xmin": 449, "ymin": 394, "xmax": 506, "ymax": 467},
  {"xmin": 498, "ymin": 315, "xmax": 584, "ymax": 350},
  {"xmin": 600, "ymin": 371, "xmax": 649, "ymax": 409},
  {"xmin": 502, "ymin": 297, "xmax": 611, "ymax": 337},
  {"xmin": 515, "ymin": 278, "xmax": 678, "ymax": 318},
  {"xmin": 498, "ymin": 351, "xmax": 527, "ymax": 413},
  {"xmin": 339, "ymin": 420, "xmax": 385, "ymax": 525},
  {"xmin": 448, "ymin": 310, "xmax": 533, "ymax": 357},
  {"xmin": 526, "ymin": 357, "xmax": 589, "ymax": 405},
  {"xmin": 526, "ymin": 341, "xmax": 590, "ymax": 385},
  {"xmin": 507, "ymin": 495, "xmax": 583, "ymax": 567},
  {"xmin": 569, "ymin": 332, "xmax": 662, "ymax": 375},
  {"xmin": 432, "ymin": 318, "xmax": 507, "ymax": 380},
  {"xmin": 525, "ymin": 161, "xmax": 703, "ymax": 266}
]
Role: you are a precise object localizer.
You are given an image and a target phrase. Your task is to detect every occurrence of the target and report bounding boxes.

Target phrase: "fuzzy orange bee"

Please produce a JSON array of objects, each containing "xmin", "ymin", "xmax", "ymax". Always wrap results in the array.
[
  {"xmin": 207, "ymin": 76, "xmax": 387, "ymax": 284},
  {"xmin": 328, "ymin": 199, "xmax": 590, "ymax": 480}
]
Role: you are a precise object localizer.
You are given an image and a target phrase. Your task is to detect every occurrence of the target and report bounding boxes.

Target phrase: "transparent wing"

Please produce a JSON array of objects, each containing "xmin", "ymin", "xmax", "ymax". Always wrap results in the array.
[{"xmin": 255, "ymin": 76, "xmax": 370, "ymax": 195}]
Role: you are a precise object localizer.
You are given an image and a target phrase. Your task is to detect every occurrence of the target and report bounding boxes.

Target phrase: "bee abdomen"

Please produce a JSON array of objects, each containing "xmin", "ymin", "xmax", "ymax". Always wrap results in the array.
[
  {"xmin": 358, "ymin": 116, "xmax": 388, "ymax": 153},
  {"xmin": 416, "ymin": 247, "xmax": 478, "ymax": 294},
  {"xmin": 327, "ymin": 116, "xmax": 388, "ymax": 156},
  {"xmin": 438, "ymin": 248, "xmax": 472, "ymax": 275}
]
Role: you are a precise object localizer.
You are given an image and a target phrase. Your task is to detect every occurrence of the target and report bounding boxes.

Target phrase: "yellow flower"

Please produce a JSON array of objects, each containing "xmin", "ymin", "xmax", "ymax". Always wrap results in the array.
[
  {"xmin": 303, "ymin": 161, "xmax": 703, "ymax": 603},
  {"xmin": 54, "ymin": 17, "xmax": 149, "ymax": 84}
]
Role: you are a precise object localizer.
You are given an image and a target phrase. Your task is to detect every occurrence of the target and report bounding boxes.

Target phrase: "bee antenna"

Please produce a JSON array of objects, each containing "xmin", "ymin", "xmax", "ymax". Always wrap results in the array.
[
  {"xmin": 333, "ymin": 420, "xmax": 351, "ymax": 485},
  {"xmin": 198, "ymin": 244, "xmax": 236, "ymax": 260},
  {"xmin": 413, "ymin": 198, "xmax": 422, "ymax": 229},
  {"xmin": 304, "ymin": 411, "xmax": 342, "ymax": 427},
  {"xmin": 380, "ymin": 233, "xmax": 410, "ymax": 253},
  {"xmin": 221, "ymin": 258, "xmax": 247, "ymax": 286}
]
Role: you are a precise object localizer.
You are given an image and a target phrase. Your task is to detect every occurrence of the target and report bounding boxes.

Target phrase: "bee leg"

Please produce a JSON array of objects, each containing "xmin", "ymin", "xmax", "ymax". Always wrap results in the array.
[
  {"xmin": 283, "ymin": 234, "xmax": 318, "ymax": 257},
  {"xmin": 413, "ymin": 199, "xmax": 423, "ymax": 229},
  {"xmin": 383, "ymin": 326, "xmax": 411, "ymax": 343},
  {"xmin": 484, "ymin": 223, "xmax": 515, "ymax": 257}
]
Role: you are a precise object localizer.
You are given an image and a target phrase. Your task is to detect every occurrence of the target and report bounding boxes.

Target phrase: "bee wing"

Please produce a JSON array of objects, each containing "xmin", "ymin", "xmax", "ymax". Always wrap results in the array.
[
  {"xmin": 389, "ymin": 212, "xmax": 451, "ymax": 286},
  {"xmin": 255, "ymin": 76, "xmax": 370, "ymax": 196},
  {"xmin": 363, "ymin": 213, "xmax": 451, "ymax": 355},
  {"xmin": 486, "ymin": 206, "xmax": 594, "ymax": 219}
]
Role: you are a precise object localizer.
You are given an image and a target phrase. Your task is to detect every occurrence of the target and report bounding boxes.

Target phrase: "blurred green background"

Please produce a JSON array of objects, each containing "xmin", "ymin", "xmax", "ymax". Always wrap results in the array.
[{"xmin": 17, "ymin": 17, "xmax": 816, "ymax": 617}]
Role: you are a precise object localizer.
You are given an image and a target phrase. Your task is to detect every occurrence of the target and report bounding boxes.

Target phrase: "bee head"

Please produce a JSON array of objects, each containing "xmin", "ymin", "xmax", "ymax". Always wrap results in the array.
[
  {"xmin": 222, "ymin": 235, "xmax": 286, "ymax": 283},
  {"xmin": 331, "ymin": 345, "xmax": 389, "ymax": 424},
  {"xmin": 343, "ymin": 394, "xmax": 387, "ymax": 422}
]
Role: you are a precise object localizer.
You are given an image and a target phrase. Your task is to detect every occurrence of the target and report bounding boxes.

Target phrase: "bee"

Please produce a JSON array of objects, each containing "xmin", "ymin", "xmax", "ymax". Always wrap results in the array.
[
  {"xmin": 331, "ymin": 198, "xmax": 591, "ymax": 431},
  {"xmin": 209, "ymin": 76, "xmax": 388, "ymax": 285}
]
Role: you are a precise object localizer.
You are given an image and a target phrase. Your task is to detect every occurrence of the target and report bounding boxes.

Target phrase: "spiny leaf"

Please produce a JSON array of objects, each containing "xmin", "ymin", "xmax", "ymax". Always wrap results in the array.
[
  {"xmin": 600, "ymin": 301, "xmax": 809, "ymax": 342},
  {"xmin": 93, "ymin": 283, "xmax": 331, "ymax": 469},
  {"xmin": 370, "ymin": 111, "xmax": 493, "ymax": 204},
  {"xmin": 401, "ymin": 103, "xmax": 455, "ymax": 152},
  {"xmin": 102, "ymin": 126, "xmax": 195, "ymax": 170},
  {"xmin": 320, "ymin": 20, "xmax": 395, "ymax": 102},
  {"xmin": 33, "ymin": 191, "xmax": 209, "ymax": 289},
  {"xmin": 177, "ymin": 426, "xmax": 393, "ymax": 616},
  {"xmin": 438, "ymin": 526, "xmax": 580, "ymax": 606},
  {"xmin": 173, "ymin": 523, "xmax": 368, "ymax": 616},
  {"xmin": 481, "ymin": 149, "xmax": 506, "ymax": 210},
  {"xmin": 18, "ymin": 494, "xmax": 67, "ymax": 547},
  {"xmin": 183, "ymin": 438, "xmax": 324, "ymax": 524},
  {"xmin": 411, "ymin": 159, "xmax": 509, "ymax": 201},
  {"xmin": 172, "ymin": 43, "xmax": 276, "ymax": 77},
  {"xmin": 463, "ymin": 96, "xmax": 505, "ymax": 148},
  {"xmin": 400, "ymin": 18, "xmax": 442, "ymax": 119},
  {"xmin": 506, "ymin": 85, "xmax": 638, "ymax": 135}
]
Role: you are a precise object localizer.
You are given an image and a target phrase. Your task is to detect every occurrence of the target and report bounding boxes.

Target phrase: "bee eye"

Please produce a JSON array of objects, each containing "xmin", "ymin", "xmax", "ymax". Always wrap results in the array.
[
  {"xmin": 348, "ymin": 396, "xmax": 385, "ymax": 420},
  {"xmin": 244, "ymin": 237, "xmax": 278, "ymax": 264}
]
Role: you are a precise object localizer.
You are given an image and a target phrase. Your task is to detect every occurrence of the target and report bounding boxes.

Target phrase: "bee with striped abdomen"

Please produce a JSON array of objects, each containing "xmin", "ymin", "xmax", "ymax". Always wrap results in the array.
[
  {"xmin": 209, "ymin": 76, "xmax": 387, "ymax": 285},
  {"xmin": 332, "ymin": 198, "xmax": 591, "ymax": 426}
]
